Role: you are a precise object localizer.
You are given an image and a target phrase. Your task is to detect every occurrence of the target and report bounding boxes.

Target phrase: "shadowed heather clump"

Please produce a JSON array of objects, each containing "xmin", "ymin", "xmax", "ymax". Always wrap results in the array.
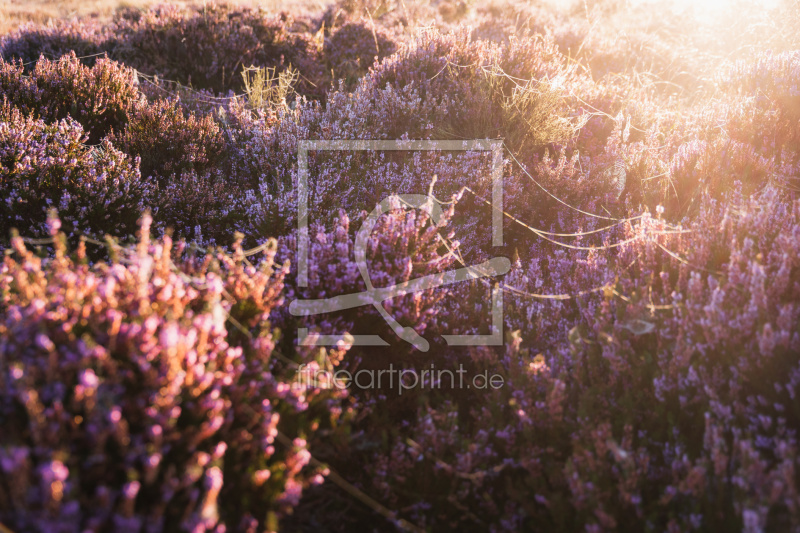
[
  {"xmin": 0, "ymin": 18, "xmax": 109, "ymax": 67},
  {"xmin": 1, "ymin": 3, "xmax": 329, "ymax": 98},
  {"xmin": 323, "ymin": 20, "xmax": 398, "ymax": 89},
  {"xmin": 108, "ymin": 4, "xmax": 326, "ymax": 97},
  {"xmin": 108, "ymin": 98, "xmax": 225, "ymax": 182}
]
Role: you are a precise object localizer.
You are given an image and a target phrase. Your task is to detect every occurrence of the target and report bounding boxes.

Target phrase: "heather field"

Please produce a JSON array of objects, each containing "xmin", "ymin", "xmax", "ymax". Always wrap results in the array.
[{"xmin": 1, "ymin": 0, "xmax": 800, "ymax": 531}]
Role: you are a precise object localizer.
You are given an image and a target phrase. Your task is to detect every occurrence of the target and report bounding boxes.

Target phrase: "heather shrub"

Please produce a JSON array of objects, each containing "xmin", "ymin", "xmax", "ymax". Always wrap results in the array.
[
  {"xmin": 232, "ymin": 28, "xmax": 583, "ymax": 246},
  {"xmin": 212, "ymin": 99, "xmax": 279, "ymax": 189},
  {"xmin": 323, "ymin": 20, "xmax": 398, "ymax": 89},
  {"xmin": 325, "ymin": 188, "xmax": 800, "ymax": 532},
  {"xmin": 0, "ymin": 19, "xmax": 108, "ymax": 67},
  {"xmin": 321, "ymin": 0, "xmax": 414, "ymax": 27},
  {"xmin": 110, "ymin": 4, "xmax": 326, "ymax": 97},
  {"xmin": 720, "ymin": 51, "xmax": 800, "ymax": 166},
  {"xmin": 274, "ymin": 198, "xmax": 461, "ymax": 353},
  {"xmin": 367, "ymin": 29, "xmax": 576, "ymax": 147},
  {"xmin": 517, "ymin": 1, "xmax": 789, "ymax": 96},
  {"xmin": 109, "ymin": 98, "xmax": 225, "ymax": 182},
  {"xmin": 0, "ymin": 214, "xmax": 349, "ymax": 531},
  {"xmin": 581, "ymin": 85, "xmax": 795, "ymax": 221},
  {"xmin": 1, "ymin": 5, "xmax": 332, "ymax": 99},
  {"xmin": 156, "ymin": 170, "xmax": 247, "ymax": 246},
  {"xmin": 0, "ymin": 53, "xmax": 141, "ymax": 143},
  {"xmin": 0, "ymin": 106, "xmax": 153, "ymax": 245},
  {"xmin": 665, "ymin": 138, "xmax": 773, "ymax": 217}
]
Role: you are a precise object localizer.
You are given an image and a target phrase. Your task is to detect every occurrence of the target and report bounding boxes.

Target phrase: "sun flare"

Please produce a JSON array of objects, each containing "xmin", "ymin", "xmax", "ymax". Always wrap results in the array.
[{"xmin": 633, "ymin": 0, "xmax": 783, "ymax": 21}]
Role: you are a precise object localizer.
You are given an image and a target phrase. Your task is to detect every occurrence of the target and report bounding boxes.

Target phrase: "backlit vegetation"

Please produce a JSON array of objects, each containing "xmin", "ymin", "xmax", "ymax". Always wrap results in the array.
[{"xmin": 1, "ymin": 0, "xmax": 800, "ymax": 531}]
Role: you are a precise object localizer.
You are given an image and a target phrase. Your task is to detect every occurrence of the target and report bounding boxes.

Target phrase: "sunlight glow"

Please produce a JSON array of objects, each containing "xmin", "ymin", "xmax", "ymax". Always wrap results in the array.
[{"xmin": 632, "ymin": 0, "xmax": 783, "ymax": 22}]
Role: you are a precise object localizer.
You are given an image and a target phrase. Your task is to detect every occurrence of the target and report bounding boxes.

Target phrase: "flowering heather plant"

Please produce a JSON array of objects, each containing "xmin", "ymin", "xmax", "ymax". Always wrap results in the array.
[
  {"xmin": 0, "ymin": 214, "xmax": 348, "ymax": 531},
  {"xmin": 719, "ymin": 51, "xmax": 800, "ymax": 166},
  {"xmin": 331, "ymin": 187, "xmax": 800, "ymax": 532},
  {"xmin": 155, "ymin": 170, "xmax": 247, "ymax": 247},
  {"xmin": 274, "ymin": 198, "xmax": 460, "ymax": 355},
  {"xmin": 109, "ymin": 98, "xmax": 225, "ymax": 182},
  {"xmin": 3, "ymin": 4, "xmax": 328, "ymax": 98},
  {"xmin": 227, "ymin": 28, "xmax": 582, "ymax": 247},
  {"xmin": 0, "ymin": 105, "xmax": 153, "ymax": 245},
  {"xmin": 0, "ymin": 53, "xmax": 141, "ymax": 143},
  {"xmin": 665, "ymin": 138, "xmax": 773, "ymax": 217},
  {"xmin": 365, "ymin": 28, "xmax": 576, "ymax": 146}
]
